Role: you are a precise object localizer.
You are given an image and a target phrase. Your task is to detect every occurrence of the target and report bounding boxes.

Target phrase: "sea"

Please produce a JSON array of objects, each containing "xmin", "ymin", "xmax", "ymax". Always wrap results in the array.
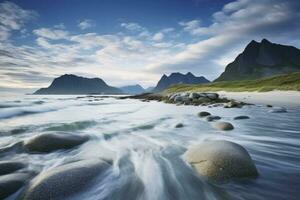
[{"xmin": 0, "ymin": 94, "xmax": 299, "ymax": 200}]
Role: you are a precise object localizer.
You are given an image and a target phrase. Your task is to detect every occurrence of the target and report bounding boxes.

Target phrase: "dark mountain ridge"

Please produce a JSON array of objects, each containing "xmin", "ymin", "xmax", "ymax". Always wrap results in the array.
[
  {"xmin": 215, "ymin": 39, "xmax": 300, "ymax": 82},
  {"xmin": 34, "ymin": 74, "xmax": 122, "ymax": 94},
  {"xmin": 153, "ymin": 72, "xmax": 210, "ymax": 92}
]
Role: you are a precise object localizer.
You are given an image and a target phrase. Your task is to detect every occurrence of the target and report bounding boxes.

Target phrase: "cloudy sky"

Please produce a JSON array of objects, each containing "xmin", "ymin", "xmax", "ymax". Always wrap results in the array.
[{"xmin": 0, "ymin": 0, "xmax": 300, "ymax": 91}]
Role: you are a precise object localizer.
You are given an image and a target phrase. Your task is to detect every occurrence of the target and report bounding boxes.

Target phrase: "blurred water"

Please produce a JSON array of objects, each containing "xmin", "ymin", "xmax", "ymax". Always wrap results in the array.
[{"xmin": 0, "ymin": 94, "xmax": 299, "ymax": 200}]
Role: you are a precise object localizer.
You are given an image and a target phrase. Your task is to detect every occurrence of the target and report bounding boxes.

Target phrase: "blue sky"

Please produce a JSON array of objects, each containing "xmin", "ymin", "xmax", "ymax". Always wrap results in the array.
[{"xmin": 0, "ymin": 0, "xmax": 300, "ymax": 91}]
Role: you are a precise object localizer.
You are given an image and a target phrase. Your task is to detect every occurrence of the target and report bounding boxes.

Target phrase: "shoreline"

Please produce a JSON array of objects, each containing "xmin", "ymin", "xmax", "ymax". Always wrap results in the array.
[
  {"xmin": 126, "ymin": 90, "xmax": 300, "ymax": 108},
  {"xmin": 218, "ymin": 91, "xmax": 300, "ymax": 108}
]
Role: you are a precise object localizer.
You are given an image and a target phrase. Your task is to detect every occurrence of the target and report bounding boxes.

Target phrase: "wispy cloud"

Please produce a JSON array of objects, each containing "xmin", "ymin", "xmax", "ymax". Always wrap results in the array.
[
  {"xmin": 33, "ymin": 28, "xmax": 69, "ymax": 40},
  {"xmin": 147, "ymin": 0, "xmax": 300, "ymax": 79},
  {"xmin": 78, "ymin": 19, "xmax": 95, "ymax": 30},
  {"xmin": 0, "ymin": 0, "xmax": 300, "ymax": 89},
  {"xmin": 0, "ymin": 1, "xmax": 37, "ymax": 40}
]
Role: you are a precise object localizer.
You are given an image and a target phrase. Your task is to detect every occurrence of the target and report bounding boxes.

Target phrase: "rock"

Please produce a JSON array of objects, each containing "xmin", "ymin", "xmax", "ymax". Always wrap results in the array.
[
  {"xmin": 266, "ymin": 104, "xmax": 273, "ymax": 107},
  {"xmin": 198, "ymin": 111, "xmax": 211, "ymax": 118},
  {"xmin": 23, "ymin": 133, "xmax": 89, "ymax": 153},
  {"xmin": 19, "ymin": 159, "xmax": 111, "ymax": 200},
  {"xmin": 269, "ymin": 107, "xmax": 287, "ymax": 113},
  {"xmin": 0, "ymin": 173, "xmax": 34, "ymax": 199},
  {"xmin": 234, "ymin": 116, "xmax": 250, "ymax": 120},
  {"xmin": 205, "ymin": 93, "xmax": 219, "ymax": 100},
  {"xmin": 213, "ymin": 122, "xmax": 234, "ymax": 131},
  {"xmin": 174, "ymin": 96, "xmax": 183, "ymax": 103},
  {"xmin": 206, "ymin": 115, "xmax": 221, "ymax": 122},
  {"xmin": 184, "ymin": 140, "xmax": 258, "ymax": 181},
  {"xmin": 0, "ymin": 161, "xmax": 27, "ymax": 175},
  {"xmin": 175, "ymin": 123, "xmax": 184, "ymax": 128},
  {"xmin": 189, "ymin": 92, "xmax": 200, "ymax": 99},
  {"xmin": 224, "ymin": 100, "xmax": 243, "ymax": 108}
]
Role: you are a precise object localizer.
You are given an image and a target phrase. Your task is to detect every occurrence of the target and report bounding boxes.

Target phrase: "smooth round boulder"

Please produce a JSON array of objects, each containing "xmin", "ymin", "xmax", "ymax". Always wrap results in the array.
[
  {"xmin": 206, "ymin": 115, "xmax": 221, "ymax": 122},
  {"xmin": 184, "ymin": 140, "xmax": 258, "ymax": 181},
  {"xmin": 19, "ymin": 159, "xmax": 111, "ymax": 200},
  {"xmin": 0, "ymin": 161, "xmax": 27, "ymax": 175},
  {"xmin": 234, "ymin": 116, "xmax": 250, "ymax": 120},
  {"xmin": 198, "ymin": 111, "xmax": 211, "ymax": 118},
  {"xmin": 175, "ymin": 123, "xmax": 184, "ymax": 128},
  {"xmin": 23, "ymin": 133, "xmax": 89, "ymax": 153},
  {"xmin": 213, "ymin": 122, "xmax": 234, "ymax": 131},
  {"xmin": 0, "ymin": 173, "xmax": 34, "ymax": 199}
]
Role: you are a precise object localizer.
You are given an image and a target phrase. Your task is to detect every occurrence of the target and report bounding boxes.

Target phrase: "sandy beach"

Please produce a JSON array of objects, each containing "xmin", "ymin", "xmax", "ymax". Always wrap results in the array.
[{"xmin": 218, "ymin": 91, "xmax": 300, "ymax": 108}]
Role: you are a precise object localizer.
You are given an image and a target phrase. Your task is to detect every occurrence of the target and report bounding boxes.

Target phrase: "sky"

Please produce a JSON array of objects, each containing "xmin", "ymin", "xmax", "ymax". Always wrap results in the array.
[{"xmin": 0, "ymin": 0, "xmax": 300, "ymax": 91}]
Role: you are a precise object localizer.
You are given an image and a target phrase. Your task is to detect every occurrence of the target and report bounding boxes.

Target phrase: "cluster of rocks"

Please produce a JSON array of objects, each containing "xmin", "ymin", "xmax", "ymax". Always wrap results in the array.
[
  {"xmin": 180, "ymin": 110, "xmax": 258, "ymax": 181},
  {"xmin": 166, "ymin": 92, "xmax": 224, "ymax": 106},
  {"xmin": 0, "ymin": 132, "xmax": 96, "ymax": 199}
]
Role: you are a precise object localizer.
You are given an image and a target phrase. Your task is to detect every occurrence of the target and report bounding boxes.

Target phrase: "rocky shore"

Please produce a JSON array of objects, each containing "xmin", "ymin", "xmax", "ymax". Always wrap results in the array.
[{"xmin": 123, "ymin": 92, "xmax": 249, "ymax": 108}]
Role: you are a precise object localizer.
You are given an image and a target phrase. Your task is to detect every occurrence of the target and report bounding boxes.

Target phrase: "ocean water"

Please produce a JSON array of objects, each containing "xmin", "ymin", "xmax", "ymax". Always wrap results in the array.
[{"xmin": 0, "ymin": 95, "xmax": 299, "ymax": 200}]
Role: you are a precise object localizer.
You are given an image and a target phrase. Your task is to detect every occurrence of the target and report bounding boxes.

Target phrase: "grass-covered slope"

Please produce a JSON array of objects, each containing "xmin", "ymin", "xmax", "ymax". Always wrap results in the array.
[{"xmin": 164, "ymin": 72, "xmax": 300, "ymax": 93}]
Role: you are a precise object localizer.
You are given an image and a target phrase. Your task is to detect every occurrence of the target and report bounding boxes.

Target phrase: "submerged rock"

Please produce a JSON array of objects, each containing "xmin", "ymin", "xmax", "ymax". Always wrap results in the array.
[
  {"xmin": 0, "ymin": 161, "xmax": 27, "ymax": 175},
  {"xmin": 175, "ymin": 123, "xmax": 184, "ymax": 128},
  {"xmin": 23, "ymin": 133, "xmax": 89, "ymax": 153},
  {"xmin": 184, "ymin": 140, "xmax": 258, "ymax": 181},
  {"xmin": 234, "ymin": 116, "xmax": 250, "ymax": 120},
  {"xmin": 205, "ymin": 115, "xmax": 221, "ymax": 122},
  {"xmin": 19, "ymin": 159, "xmax": 111, "ymax": 200},
  {"xmin": 0, "ymin": 172, "xmax": 34, "ymax": 199},
  {"xmin": 198, "ymin": 111, "xmax": 211, "ymax": 118},
  {"xmin": 213, "ymin": 122, "xmax": 234, "ymax": 131},
  {"xmin": 269, "ymin": 107, "xmax": 287, "ymax": 113}
]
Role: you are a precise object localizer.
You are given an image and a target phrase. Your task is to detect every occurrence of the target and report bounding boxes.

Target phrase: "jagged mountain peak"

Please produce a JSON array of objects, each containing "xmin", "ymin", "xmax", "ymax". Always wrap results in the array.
[{"xmin": 215, "ymin": 39, "xmax": 300, "ymax": 82}]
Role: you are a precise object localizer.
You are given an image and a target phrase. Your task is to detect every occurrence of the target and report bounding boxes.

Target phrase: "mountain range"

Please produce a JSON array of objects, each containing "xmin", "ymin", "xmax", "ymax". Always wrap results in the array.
[
  {"xmin": 34, "ymin": 39, "xmax": 300, "ymax": 95},
  {"xmin": 34, "ymin": 74, "xmax": 122, "ymax": 95},
  {"xmin": 153, "ymin": 72, "xmax": 210, "ymax": 92},
  {"xmin": 215, "ymin": 39, "xmax": 300, "ymax": 82}
]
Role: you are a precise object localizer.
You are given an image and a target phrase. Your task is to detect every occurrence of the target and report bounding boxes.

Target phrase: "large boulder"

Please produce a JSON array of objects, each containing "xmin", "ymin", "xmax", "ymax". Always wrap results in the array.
[
  {"xmin": 184, "ymin": 140, "xmax": 258, "ymax": 181},
  {"xmin": 18, "ymin": 159, "xmax": 111, "ymax": 200},
  {"xmin": 0, "ymin": 161, "xmax": 27, "ymax": 175},
  {"xmin": 0, "ymin": 173, "xmax": 34, "ymax": 199},
  {"xmin": 23, "ymin": 133, "xmax": 89, "ymax": 153},
  {"xmin": 213, "ymin": 122, "xmax": 234, "ymax": 131}
]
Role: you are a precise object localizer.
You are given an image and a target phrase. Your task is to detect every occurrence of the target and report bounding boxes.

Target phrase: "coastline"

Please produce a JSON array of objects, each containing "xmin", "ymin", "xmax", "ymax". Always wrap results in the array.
[{"xmin": 218, "ymin": 91, "xmax": 300, "ymax": 108}]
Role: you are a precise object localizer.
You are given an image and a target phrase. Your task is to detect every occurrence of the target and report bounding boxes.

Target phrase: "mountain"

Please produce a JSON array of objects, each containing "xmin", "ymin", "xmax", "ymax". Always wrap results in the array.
[
  {"xmin": 120, "ymin": 84, "xmax": 145, "ymax": 94},
  {"xmin": 145, "ymin": 86, "xmax": 154, "ymax": 93},
  {"xmin": 215, "ymin": 39, "xmax": 300, "ymax": 82},
  {"xmin": 34, "ymin": 74, "xmax": 122, "ymax": 94},
  {"xmin": 153, "ymin": 72, "xmax": 210, "ymax": 92}
]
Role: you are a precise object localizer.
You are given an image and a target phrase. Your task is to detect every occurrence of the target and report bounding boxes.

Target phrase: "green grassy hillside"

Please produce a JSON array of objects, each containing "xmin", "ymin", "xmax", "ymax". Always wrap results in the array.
[{"xmin": 164, "ymin": 72, "xmax": 300, "ymax": 93}]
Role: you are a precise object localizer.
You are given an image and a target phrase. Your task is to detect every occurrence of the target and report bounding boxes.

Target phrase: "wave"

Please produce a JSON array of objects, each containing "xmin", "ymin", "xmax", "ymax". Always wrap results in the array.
[
  {"xmin": 44, "ymin": 120, "xmax": 97, "ymax": 132},
  {"xmin": 0, "ymin": 101, "xmax": 83, "ymax": 120}
]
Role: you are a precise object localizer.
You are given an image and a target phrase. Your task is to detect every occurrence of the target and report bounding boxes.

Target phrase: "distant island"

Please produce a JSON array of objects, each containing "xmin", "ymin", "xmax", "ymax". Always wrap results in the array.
[{"xmin": 34, "ymin": 74, "xmax": 122, "ymax": 95}]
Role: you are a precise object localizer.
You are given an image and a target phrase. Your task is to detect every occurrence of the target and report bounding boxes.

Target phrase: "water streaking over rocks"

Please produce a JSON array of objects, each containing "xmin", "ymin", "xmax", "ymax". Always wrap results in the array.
[{"xmin": 0, "ymin": 94, "xmax": 299, "ymax": 200}]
